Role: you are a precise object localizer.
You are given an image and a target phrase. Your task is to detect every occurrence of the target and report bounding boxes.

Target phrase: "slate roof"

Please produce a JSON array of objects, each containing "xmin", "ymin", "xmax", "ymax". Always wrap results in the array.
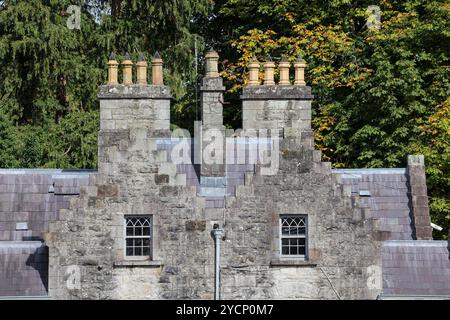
[
  {"xmin": 381, "ymin": 240, "xmax": 450, "ymax": 297},
  {"xmin": 333, "ymin": 168, "xmax": 414, "ymax": 240},
  {"xmin": 0, "ymin": 169, "xmax": 94, "ymax": 297},
  {"xmin": 0, "ymin": 241, "xmax": 48, "ymax": 296}
]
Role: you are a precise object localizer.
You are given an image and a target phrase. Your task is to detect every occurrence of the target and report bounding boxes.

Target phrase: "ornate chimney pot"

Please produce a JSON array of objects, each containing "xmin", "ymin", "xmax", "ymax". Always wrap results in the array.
[
  {"xmin": 294, "ymin": 56, "xmax": 307, "ymax": 86},
  {"xmin": 205, "ymin": 49, "xmax": 220, "ymax": 78},
  {"xmin": 279, "ymin": 55, "xmax": 290, "ymax": 85},
  {"xmin": 122, "ymin": 52, "xmax": 133, "ymax": 85},
  {"xmin": 263, "ymin": 55, "xmax": 275, "ymax": 85},
  {"xmin": 151, "ymin": 51, "xmax": 164, "ymax": 85},
  {"xmin": 107, "ymin": 53, "xmax": 119, "ymax": 85},
  {"xmin": 248, "ymin": 56, "xmax": 260, "ymax": 86},
  {"xmin": 136, "ymin": 53, "xmax": 148, "ymax": 85}
]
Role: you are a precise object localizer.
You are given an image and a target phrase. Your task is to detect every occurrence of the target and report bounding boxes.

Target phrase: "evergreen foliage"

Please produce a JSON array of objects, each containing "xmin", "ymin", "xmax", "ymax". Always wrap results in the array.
[{"xmin": 0, "ymin": 0, "xmax": 448, "ymax": 238}]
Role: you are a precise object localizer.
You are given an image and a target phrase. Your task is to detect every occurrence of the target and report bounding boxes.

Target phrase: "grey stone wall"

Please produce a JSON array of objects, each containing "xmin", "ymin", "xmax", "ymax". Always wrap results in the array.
[
  {"xmin": 98, "ymin": 85, "xmax": 171, "ymax": 132},
  {"xmin": 46, "ymin": 82, "xmax": 388, "ymax": 300},
  {"xmin": 218, "ymin": 137, "xmax": 383, "ymax": 299},
  {"xmin": 200, "ymin": 77, "xmax": 226, "ymax": 176},
  {"xmin": 200, "ymin": 77, "xmax": 225, "ymax": 128},
  {"xmin": 241, "ymin": 86, "xmax": 313, "ymax": 139}
]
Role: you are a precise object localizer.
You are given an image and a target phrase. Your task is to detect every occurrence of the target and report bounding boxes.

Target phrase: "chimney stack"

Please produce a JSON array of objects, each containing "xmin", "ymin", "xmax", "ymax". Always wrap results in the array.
[
  {"xmin": 242, "ymin": 54, "xmax": 313, "ymax": 140},
  {"xmin": 199, "ymin": 49, "xmax": 226, "ymax": 176},
  {"xmin": 98, "ymin": 52, "xmax": 171, "ymax": 177}
]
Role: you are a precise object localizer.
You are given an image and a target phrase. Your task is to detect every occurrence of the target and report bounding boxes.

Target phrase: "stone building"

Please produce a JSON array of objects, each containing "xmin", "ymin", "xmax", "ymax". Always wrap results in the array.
[{"xmin": 0, "ymin": 51, "xmax": 449, "ymax": 299}]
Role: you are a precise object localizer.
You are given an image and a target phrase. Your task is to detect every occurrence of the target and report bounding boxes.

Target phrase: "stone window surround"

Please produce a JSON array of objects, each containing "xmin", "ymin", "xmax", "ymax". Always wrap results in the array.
[
  {"xmin": 113, "ymin": 213, "xmax": 163, "ymax": 268},
  {"xmin": 270, "ymin": 212, "xmax": 317, "ymax": 267}
]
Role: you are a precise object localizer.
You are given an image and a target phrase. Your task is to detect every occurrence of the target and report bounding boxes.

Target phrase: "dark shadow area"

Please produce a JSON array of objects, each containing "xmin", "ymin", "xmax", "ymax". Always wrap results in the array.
[
  {"xmin": 405, "ymin": 173, "xmax": 417, "ymax": 240},
  {"xmin": 223, "ymin": 91, "xmax": 242, "ymax": 130},
  {"xmin": 23, "ymin": 236, "xmax": 43, "ymax": 241},
  {"xmin": 190, "ymin": 140, "xmax": 201, "ymax": 183},
  {"xmin": 25, "ymin": 245, "xmax": 49, "ymax": 292},
  {"xmin": 447, "ymin": 231, "xmax": 450, "ymax": 261}
]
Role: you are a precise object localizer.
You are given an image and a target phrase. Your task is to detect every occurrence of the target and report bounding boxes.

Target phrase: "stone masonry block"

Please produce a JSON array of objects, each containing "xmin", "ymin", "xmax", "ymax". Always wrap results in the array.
[
  {"xmin": 159, "ymin": 163, "xmax": 177, "ymax": 176},
  {"xmin": 174, "ymin": 174, "xmax": 187, "ymax": 186},
  {"xmin": 407, "ymin": 155, "xmax": 425, "ymax": 166},
  {"xmin": 412, "ymin": 195, "xmax": 429, "ymax": 207},
  {"xmin": 155, "ymin": 174, "xmax": 170, "ymax": 185},
  {"xmin": 185, "ymin": 220, "xmax": 206, "ymax": 232},
  {"xmin": 97, "ymin": 185, "xmax": 119, "ymax": 198}
]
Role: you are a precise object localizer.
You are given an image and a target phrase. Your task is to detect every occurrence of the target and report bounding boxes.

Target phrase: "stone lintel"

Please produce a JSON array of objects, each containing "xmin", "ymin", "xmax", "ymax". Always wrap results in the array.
[
  {"xmin": 98, "ymin": 84, "xmax": 172, "ymax": 99},
  {"xmin": 241, "ymin": 85, "xmax": 314, "ymax": 100}
]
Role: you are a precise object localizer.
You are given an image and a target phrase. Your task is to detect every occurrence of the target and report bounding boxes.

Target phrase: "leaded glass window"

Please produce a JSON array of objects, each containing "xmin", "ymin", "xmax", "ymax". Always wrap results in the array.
[
  {"xmin": 125, "ymin": 216, "xmax": 152, "ymax": 257},
  {"xmin": 280, "ymin": 215, "xmax": 307, "ymax": 257}
]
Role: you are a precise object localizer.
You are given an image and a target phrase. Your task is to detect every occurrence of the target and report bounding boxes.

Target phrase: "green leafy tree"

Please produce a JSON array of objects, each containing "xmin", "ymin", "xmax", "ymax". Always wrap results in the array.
[
  {"xmin": 0, "ymin": 0, "xmax": 449, "ymax": 238},
  {"xmin": 0, "ymin": 0, "xmax": 211, "ymax": 168},
  {"xmin": 203, "ymin": 0, "xmax": 450, "ymax": 238},
  {"xmin": 410, "ymin": 99, "xmax": 450, "ymax": 239},
  {"xmin": 93, "ymin": 0, "xmax": 211, "ymax": 128}
]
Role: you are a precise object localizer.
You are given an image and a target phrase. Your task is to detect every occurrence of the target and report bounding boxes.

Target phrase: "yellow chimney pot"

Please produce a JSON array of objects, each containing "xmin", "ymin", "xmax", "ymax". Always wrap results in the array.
[
  {"xmin": 122, "ymin": 53, "xmax": 133, "ymax": 85},
  {"xmin": 107, "ymin": 53, "xmax": 119, "ymax": 85},
  {"xmin": 151, "ymin": 51, "xmax": 164, "ymax": 85},
  {"xmin": 294, "ymin": 57, "xmax": 307, "ymax": 86},
  {"xmin": 136, "ymin": 53, "xmax": 148, "ymax": 85},
  {"xmin": 263, "ymin": 57, "xmax": 275, "ymax": 85},
  {"xmin": 278, "ymin": 55, "xmax": 291, "ymax": 85},
  {"xmin": 205, "ymin": 49, "xmax": 220, "ymax": 78},
  {"xmin": 248, "ymin": 56, "xmax": 260, "ymax": 86}
]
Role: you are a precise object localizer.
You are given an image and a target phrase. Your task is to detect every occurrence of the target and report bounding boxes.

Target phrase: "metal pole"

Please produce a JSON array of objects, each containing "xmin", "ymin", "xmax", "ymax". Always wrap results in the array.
[
  {"xmin": 212, "ymin": 224, "xmax": 223, "ymax": 300},
  {"xmin": 195, "ymin": 36, "xmax": 198, "ymax": 121}
]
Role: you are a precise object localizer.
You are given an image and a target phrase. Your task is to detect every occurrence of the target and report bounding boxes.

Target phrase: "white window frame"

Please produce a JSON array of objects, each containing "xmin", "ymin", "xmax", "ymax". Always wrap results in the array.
[
  {"xmin": 279, "ymin": 214, "xmax": 308, "ymax": 259},
  {"xmin": 124, "ymin": 215, "xmax": 153, "ymax": 260}
]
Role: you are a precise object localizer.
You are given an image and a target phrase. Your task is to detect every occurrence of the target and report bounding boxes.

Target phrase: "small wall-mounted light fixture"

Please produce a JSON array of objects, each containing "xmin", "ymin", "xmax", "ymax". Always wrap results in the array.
[{"xmin": 430, "ymin": 222, "xmax": 443, "ymax": 231}]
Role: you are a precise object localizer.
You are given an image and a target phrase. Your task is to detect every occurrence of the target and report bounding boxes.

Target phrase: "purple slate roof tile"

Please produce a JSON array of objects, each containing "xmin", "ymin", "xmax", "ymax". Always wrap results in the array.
[
  {"xmin": 382, "ymin": 241, "xmax": 450, "ymax": 297},
  {"xmin": 0, "ymin": 169, "xmax": 95, "ymax": 296},
  {"xmin": 0, "ymin": 241, "xmax": 48, "ymax": 296},
  {"xmin": 333, "ymin": 168, "xmax": 414, "ymax": 240}
]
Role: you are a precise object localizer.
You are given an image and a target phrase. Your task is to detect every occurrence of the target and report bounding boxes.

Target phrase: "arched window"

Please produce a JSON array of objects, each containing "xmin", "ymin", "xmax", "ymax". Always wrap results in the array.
[
  {"xmin": 280, "ymin": 215, "xmax": 307, "ymax": 258},
  {"xmin": 125, "ymin": 216, "xmax": 152, "ymax": 257}
]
